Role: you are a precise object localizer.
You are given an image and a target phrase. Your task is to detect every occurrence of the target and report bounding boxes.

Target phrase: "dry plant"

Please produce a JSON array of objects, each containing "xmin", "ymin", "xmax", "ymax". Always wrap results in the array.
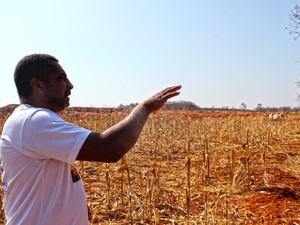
[{"xmin": 0, "ymin": 109, "xmax": 300, "ymax": 224}]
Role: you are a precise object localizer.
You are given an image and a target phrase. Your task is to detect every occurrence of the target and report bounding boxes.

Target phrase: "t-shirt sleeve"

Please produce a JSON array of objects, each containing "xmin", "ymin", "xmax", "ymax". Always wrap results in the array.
[{"xmin": 20, "ymin": 109, "xmax": 92, "ymax": 164}]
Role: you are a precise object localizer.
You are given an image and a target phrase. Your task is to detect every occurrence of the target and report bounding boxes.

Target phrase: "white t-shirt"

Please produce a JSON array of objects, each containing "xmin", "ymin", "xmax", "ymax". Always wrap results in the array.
[{"xmin": 0, "ymin": 104, "xmax": 92, "ymax": 225}]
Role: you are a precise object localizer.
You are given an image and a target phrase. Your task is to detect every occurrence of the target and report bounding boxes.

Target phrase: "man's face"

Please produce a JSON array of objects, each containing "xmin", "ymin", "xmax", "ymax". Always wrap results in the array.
[{"xmin": 43, "ymin": 61, "xmax": 73, "ymax": 112}]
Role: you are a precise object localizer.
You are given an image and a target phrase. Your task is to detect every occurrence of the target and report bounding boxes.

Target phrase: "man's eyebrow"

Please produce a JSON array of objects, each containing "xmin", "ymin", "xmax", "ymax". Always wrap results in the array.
[{"xmin": 58, "ymin": 73, "xmax": 67, "ymax": 78}]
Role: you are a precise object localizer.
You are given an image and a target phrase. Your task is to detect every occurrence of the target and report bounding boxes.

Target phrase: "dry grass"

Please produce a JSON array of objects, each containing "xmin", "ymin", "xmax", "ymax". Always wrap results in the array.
[{"xmin": 1, "ymin": 109, "xmax": 300, "ymax": 224}]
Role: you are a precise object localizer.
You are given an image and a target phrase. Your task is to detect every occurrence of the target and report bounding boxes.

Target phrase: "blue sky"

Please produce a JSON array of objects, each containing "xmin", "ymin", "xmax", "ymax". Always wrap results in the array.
[{"xmin": 1, "ymin": 1, "xmax": 300, "ymax": 109}]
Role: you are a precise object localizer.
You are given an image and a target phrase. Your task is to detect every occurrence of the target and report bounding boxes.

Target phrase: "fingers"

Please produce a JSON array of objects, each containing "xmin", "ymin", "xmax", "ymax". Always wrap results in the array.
[
  {"xmin": 161, "ymin": 85, "xmax": 181, "ymax": 100},
  {"xmin": 161, "ymin": 85, "xmax": 182, "ymax": 94},
  {"xmin": 144, "ymin": 85, "xmax": 182, "ymax": 113},
  {"xmin": 157, "ymin": 85, "xmax": 181, "ymax": 102}
]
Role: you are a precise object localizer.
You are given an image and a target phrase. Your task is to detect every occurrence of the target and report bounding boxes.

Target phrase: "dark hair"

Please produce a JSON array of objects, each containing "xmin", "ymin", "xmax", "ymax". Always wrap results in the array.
[{"xmin": 14, "ymin": 54, "xmax": 59, "ymax": 98}]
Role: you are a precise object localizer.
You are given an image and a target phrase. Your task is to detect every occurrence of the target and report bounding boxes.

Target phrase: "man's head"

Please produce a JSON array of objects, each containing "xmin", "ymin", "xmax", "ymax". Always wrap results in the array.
[
  {"xmin": 14, "ymin": 54, "xmax": 59, "ymax": 98},
  {"xmin": 14, "ymin": 54, "xmax": 73, "ymax": 112}
]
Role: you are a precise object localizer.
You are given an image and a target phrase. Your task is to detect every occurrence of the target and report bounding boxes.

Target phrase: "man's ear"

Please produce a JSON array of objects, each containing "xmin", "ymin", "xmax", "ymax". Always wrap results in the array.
[{"xmin": 30, "ymin": 77, "xmax": 45, "ymax": 95}]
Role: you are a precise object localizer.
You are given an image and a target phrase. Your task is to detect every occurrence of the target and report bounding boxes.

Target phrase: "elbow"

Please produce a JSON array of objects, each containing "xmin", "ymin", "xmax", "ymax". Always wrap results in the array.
[
  {"xmin": 105, "ymin": 152, "xmax": 123, "ymax": 163},
  {"xmin": 102, "ymin": 145, "xmax": 131, "ymax": 163},
  {"xmin": 108, "ymin": 156, "xmax": 122, "ymax": 163},
  {"xmin": 80, "ymin": 132, "xmax": 135, "ymax": 163}
]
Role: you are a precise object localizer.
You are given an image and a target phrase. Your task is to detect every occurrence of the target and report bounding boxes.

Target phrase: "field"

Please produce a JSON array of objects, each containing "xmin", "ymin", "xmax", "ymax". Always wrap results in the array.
[{"xmin": 1, "ymin": 107, "xmax": 300, "ymax": 224}]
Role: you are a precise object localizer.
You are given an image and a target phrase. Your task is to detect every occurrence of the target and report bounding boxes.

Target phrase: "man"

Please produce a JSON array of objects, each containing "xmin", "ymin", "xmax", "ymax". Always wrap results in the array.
[{"xmin": 0, "ymin": 54, "xmax": 181, "ymax": 225}]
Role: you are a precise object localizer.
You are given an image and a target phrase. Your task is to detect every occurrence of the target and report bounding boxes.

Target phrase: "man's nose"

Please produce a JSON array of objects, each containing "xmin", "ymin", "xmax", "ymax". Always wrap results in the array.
[{"xmin": 67, "ymin": 78, "xmax": 74, "ymax": 89}]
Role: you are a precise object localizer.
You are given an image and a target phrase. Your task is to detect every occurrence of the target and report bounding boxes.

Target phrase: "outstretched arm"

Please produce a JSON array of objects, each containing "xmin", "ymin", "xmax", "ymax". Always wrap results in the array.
[{"xmin": 76, "ymin": 85, "xmax": 181, "ymax": 162}]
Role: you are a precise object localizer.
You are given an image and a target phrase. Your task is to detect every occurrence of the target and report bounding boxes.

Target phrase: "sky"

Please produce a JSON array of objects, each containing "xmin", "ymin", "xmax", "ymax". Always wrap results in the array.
[{"xmin": 1, "ymin": 1, "xmax": 300, "ymax": 110}]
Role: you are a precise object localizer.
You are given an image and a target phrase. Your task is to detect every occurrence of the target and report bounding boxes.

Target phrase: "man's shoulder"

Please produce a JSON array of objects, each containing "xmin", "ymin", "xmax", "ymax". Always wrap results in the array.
[
  {"xmin": 15, "ymin": 104, "xmax": 57, "ymax": 117},
  {"xmin": 6, "ymin": 104, "xmax": 61, "ymax": 127}
]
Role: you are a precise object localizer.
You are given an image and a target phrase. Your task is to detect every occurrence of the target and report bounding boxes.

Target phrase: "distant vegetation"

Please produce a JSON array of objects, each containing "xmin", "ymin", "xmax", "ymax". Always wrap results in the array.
[
  {"xmin": 164, "ymin": 101, "xmax": 200, "ymax": 110},
  {"xmin": 0, "ymin": 101, "xmax": 300, "ymax": 115}
]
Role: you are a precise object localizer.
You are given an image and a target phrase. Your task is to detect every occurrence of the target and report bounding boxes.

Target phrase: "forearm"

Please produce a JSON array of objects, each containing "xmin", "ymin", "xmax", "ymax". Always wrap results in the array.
[{"xmin": 101, "ymin": 103, "xmax": 150, "ymax": 160}]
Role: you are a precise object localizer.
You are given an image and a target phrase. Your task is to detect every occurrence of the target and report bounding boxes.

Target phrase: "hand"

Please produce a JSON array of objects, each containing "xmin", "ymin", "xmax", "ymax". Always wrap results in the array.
[{"xmin": 143, "ymin": 85, "xmax": 181, "ymax": 113}]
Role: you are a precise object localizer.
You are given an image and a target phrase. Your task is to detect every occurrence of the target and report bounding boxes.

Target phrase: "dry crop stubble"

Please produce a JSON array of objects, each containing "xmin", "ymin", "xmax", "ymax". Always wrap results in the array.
[{"xmin": 0, "ymin": 109, "xmax": 300, "ymax": 224}]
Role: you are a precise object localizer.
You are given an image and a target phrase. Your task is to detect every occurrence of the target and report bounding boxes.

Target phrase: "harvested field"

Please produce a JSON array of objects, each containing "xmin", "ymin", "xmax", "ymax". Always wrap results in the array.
[{"xmin": 0, "ymin": 107, "xmax": 300, "ymax": 224}]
